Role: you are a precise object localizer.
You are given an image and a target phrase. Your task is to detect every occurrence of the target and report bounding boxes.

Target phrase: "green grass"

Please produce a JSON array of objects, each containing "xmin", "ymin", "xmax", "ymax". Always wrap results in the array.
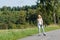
[{"xmin": 0, "ymin": 25, "xmax": 60, "ymax": 40}]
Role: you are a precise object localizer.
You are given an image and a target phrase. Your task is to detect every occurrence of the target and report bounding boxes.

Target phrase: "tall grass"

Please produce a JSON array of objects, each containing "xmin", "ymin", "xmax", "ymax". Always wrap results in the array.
[
  {"xmin": 0, "ymin": 25, "xmax": 60, "ymax": 40},
  {"xmin": 0, "ymin": 28, "xmax": 38, "ymax": 40}
]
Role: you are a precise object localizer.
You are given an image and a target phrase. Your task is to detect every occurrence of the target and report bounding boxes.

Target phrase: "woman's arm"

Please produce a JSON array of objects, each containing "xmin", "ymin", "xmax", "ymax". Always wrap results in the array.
[{"xmin": 41, "ymin": 18, "xmax": 43, "ymax": 25}]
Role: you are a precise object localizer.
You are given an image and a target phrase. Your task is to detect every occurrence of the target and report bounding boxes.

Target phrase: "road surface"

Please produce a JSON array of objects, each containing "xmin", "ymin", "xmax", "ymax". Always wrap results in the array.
[{"xmin": 18, "ymin": 29, "xmax": 60, "ymax": 40}]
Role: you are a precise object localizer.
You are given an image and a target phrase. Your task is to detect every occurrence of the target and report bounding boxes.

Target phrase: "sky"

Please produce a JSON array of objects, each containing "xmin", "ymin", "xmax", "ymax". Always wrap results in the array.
[{"xmin": 0, "ymin": 0, "xmax": 37, "ymax": 7}]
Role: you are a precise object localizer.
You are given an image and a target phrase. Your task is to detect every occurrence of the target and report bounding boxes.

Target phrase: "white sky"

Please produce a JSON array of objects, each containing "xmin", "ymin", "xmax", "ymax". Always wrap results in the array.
[{"xmin": 0, "ymin": 0, "xmax": 37, "ymax": 7}]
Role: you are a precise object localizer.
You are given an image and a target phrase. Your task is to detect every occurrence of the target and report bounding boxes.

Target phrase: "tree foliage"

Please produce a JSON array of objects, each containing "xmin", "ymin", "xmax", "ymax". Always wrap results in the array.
[{"xmin": 0, "ymin": 0, "xmax": 60, "ymax": 29}]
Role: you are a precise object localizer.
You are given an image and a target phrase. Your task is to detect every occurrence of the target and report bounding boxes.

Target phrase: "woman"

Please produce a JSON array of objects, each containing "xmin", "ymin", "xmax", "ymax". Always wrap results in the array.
[{"xmin": 37, "ymin": 14, "xmax": 46, "ymax": 36}]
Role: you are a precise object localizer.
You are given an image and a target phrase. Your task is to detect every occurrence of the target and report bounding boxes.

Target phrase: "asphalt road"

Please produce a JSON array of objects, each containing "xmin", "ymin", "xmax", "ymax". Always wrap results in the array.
[{"xmin": 18, "ymin": 29, "xmax": 60, "ymax": 40}]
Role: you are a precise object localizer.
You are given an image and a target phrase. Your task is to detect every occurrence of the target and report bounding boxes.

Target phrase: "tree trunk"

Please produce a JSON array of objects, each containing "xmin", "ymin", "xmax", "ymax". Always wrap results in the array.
[{"xmin": 53, "ymin": 13, "xmax": 56, "ymax": 24}]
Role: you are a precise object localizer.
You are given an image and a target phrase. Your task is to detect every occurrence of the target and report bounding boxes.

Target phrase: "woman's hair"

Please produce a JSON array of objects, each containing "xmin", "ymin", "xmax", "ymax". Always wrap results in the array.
[{"xmin": 37, "ymin": 14, "xmax": 42, "ymax": 18}]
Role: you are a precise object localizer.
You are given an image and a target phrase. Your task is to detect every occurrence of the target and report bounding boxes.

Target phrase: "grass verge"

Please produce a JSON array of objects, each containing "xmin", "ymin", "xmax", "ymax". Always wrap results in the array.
[{"xmin": 0, "ymin": 25, "xmax": 60, "ymax": 40}]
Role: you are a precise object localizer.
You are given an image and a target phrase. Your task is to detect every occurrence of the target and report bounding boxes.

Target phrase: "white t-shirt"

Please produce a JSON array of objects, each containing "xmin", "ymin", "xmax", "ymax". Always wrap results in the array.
[{"xmin": 37, "ymin": 18, "xmax": 43, "ymax": 25}]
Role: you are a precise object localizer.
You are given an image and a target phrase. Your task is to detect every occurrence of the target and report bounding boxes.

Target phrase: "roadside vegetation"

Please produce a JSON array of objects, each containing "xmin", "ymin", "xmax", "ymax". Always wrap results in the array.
[{"xmin": 0, "ymin": 25, "xmax": 60, "ymax": 40}]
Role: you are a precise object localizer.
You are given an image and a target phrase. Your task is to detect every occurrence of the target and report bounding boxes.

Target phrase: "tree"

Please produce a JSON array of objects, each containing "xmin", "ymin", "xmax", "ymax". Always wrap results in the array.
[
  {"xmin": 36, "ymin": 0, "xmax": 59, "ymax": 24},
  {"xmin": 7, "ymin": 7, "xmax": 11, "ymax": 11},
  {"xmin": 12, "ymin": 7, "xmax": 16, "ymax": 11},
  {"xmin": 1, "ymin": 6, "xmax": 7, "ymax": 11}
]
